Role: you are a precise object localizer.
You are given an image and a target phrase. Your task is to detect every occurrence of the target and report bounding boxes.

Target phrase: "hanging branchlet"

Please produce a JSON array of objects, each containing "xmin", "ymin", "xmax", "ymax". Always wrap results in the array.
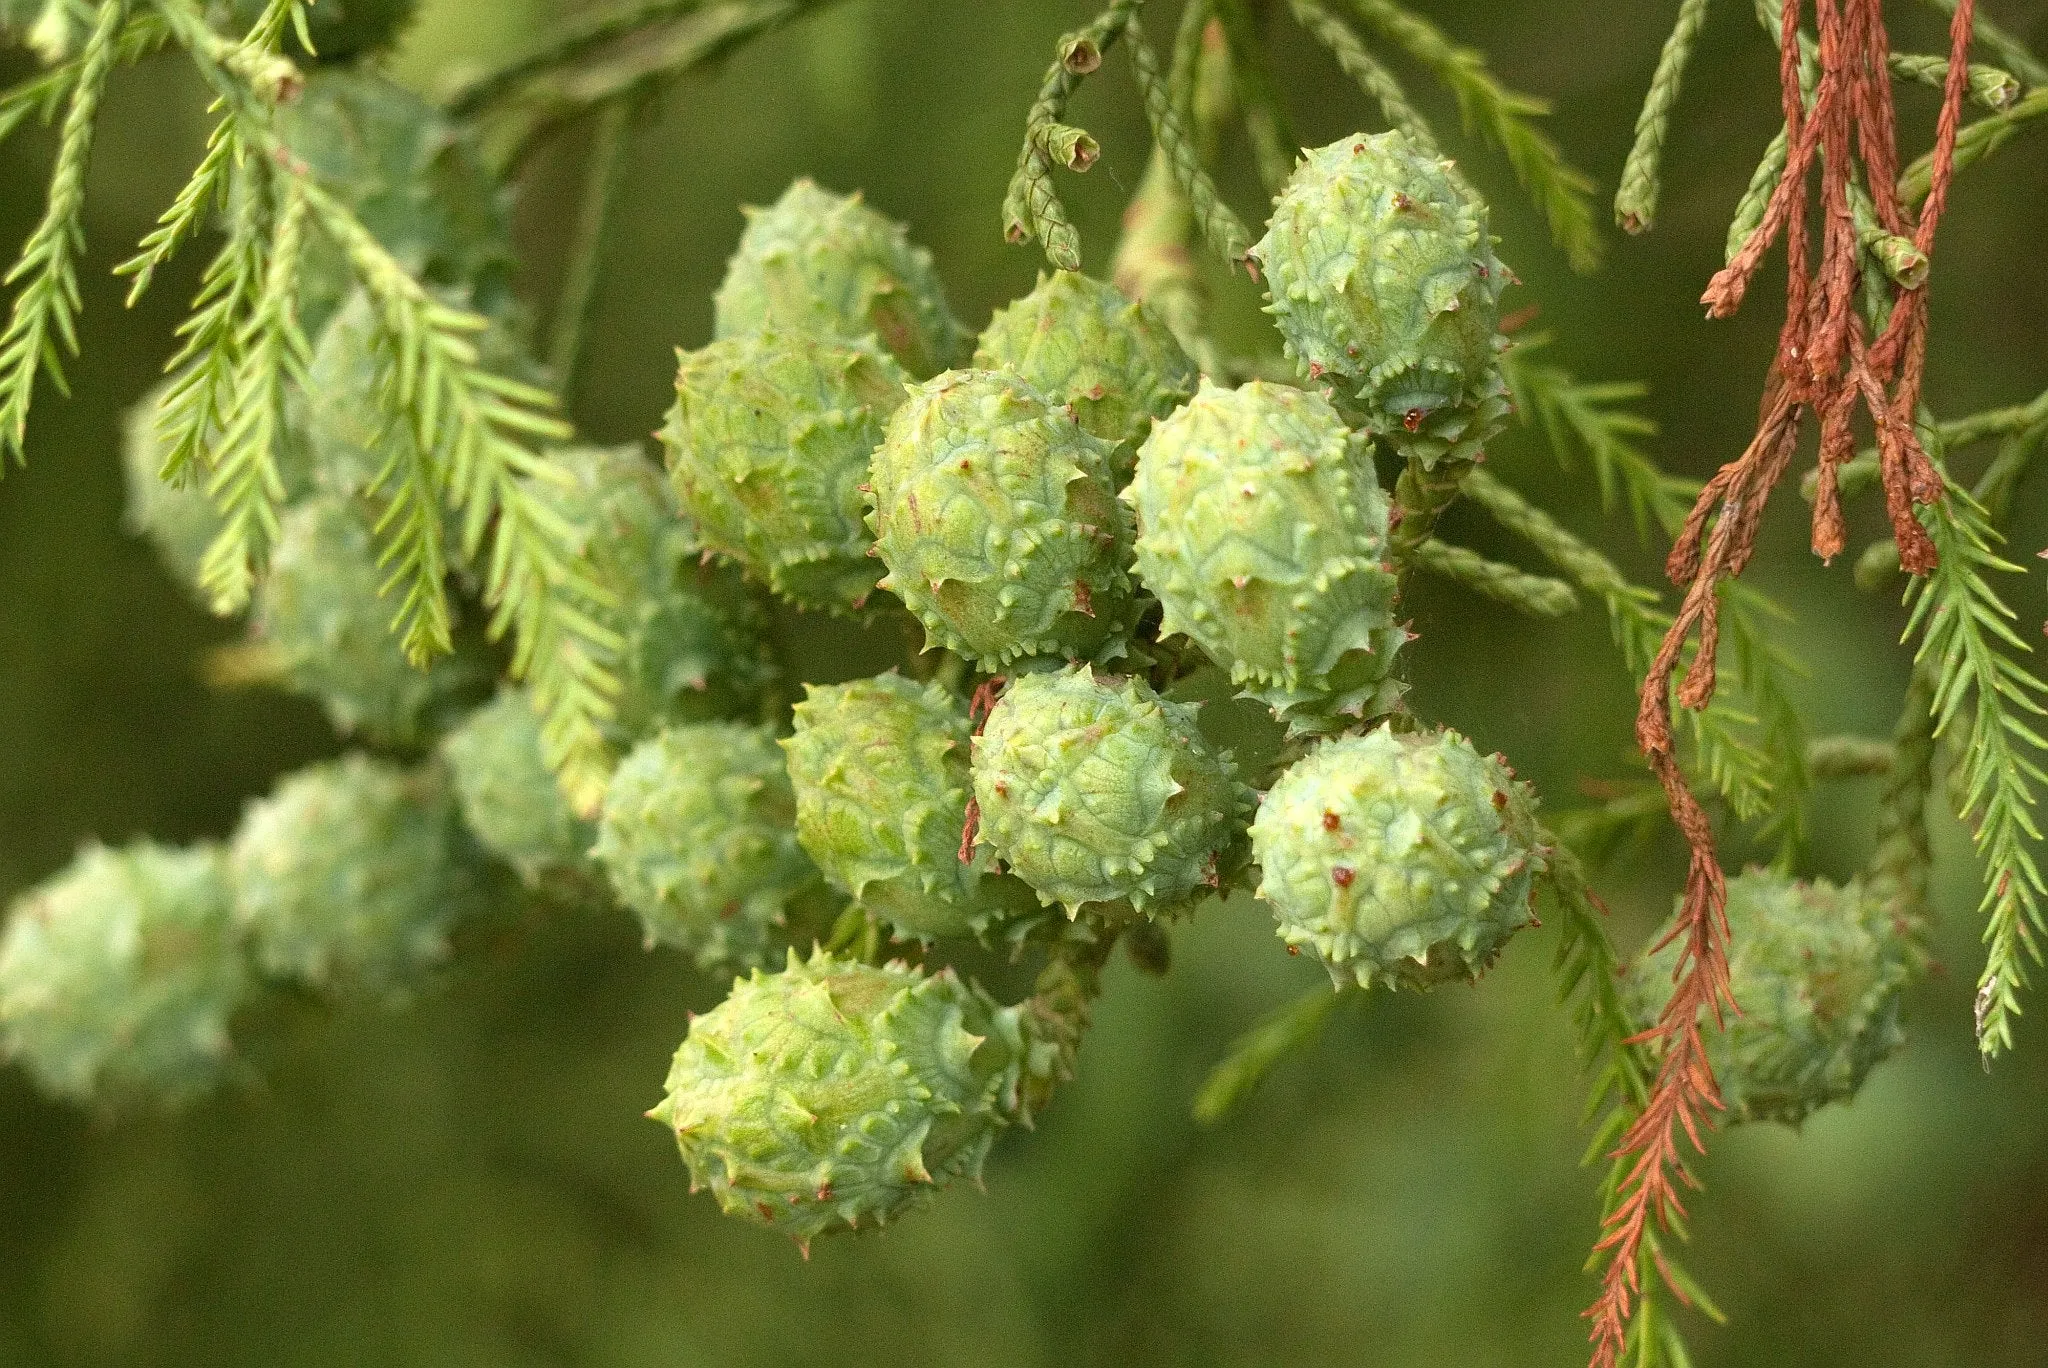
[
  {"xmin": 1615, "ymin": 0, "xmax": 1714, "ymax": 234},
  {"xmin": 1409, "ymin": 537, "xmax": 1579, "ymax": 618},
  {"xmin": 1125, "ymin": 14, "xmax": 1253, "ymax": 266},
  {"xmin": 1002, "ymin": 0, "xmax": 1144, "ymax": 271},
  {"xmin": 1288, "ymin": 0, "xmax": 1439, "ymax": 153}
]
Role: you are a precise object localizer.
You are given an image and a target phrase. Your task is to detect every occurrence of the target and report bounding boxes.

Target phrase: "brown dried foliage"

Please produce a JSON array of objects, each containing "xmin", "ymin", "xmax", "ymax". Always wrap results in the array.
[{"xmin": 1585, "ymin": 2, "xmax": 1975, "ymax": 1363}]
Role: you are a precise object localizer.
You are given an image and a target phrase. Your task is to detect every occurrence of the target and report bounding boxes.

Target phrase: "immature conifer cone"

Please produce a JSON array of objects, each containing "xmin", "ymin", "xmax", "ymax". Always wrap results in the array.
[
  {"xmin": 0, "ymin": 842, "xmax": 248, "ymax": 1105},
  {"xmin": 649, "ymin": 947, "xmax": 1034, "ymax": 1246},
  {"xmin": 230, "ymin": 755, "xmax": 475, "ymax": 1000},
  {"xmin": 592, "ymin": 723, "xmax": 832, "ymax": 971},
  {"xmin": 1126, "ymin": 380, "xmax": 1403, "ymax": 732},
  {"xmin": 1252, "ymin": 726, "xmax": 1547, "ymax": 989},
  {"xmin": 665, "ymin": 331, "xmax": 908, "ymax": 613},
  {"xmin": 973, "ymin": 665, "xmax": 1248, "ymax": 917},
  {"xmin": 441, "ymin": 689, "xmax": 592, "ymax": 884},
  {"xmin": 546, "ymin": 444, "xmax": 774, "ymax": 736},
  {"xmin": 1252, "ymin": 132, "xmax": 1510, "ymax": 467},
  {"xmin": 1628, "ymin": 871, "xmax": 1915, "ymax": 1125},
  {"xmin": 868, "ymin": 370, "xmax": 1137, "ymax": 666},
  {"xmin": 712, "ymin": 178, "xmax": 966, "ymax": 377},
  {"xmin": 972, "ymin": 270, "xmax": 1199, "ymax": 484},
  {"xmin": 254, "ymin": 494, "xmax": 474, "ymax": 745},
  {"xmin": 280, "ymin": 70, "xmax": 512, "ymax": 334},
  {"xmin": 784, "ymin": 674, "xmax": 1025, "ymax": 943}
]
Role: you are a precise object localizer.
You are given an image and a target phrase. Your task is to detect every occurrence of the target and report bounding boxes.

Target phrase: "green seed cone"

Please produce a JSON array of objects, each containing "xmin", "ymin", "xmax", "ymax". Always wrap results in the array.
[
  {"xmin": 973, "ymin": 664, "xmax": 1249, "ymax": 918},
  {"xmin": 253, "ymin": 493, "xmax": 478, "ymax": 746},
  {"xmin": 665, "ymin": 331, "xmax": 908, "ymax": 614},
  {"xmin": 592, "ymin": 723, "xmax": 834, "ymax": 972},
  {"xmin": 973, "ymin": 270, "xmax": 1198, "ymax": 486},
  {"xmin": 230, "ymin": 755, "xmax": 477, "ymax": 1001},
  {"xmin": 713, "ymin": 178, "xmax": 966, "ymax": 378},
  {"xmin": 1126, "ymin": 380, "xmax": 1403, "ymax": 733},
  {"xmin": 784, "ymin": 673, "xmax": 1029, "ymax": 942},
  {"xmin": 1252, "ymin": 133, "xmax": 1510, "ymax": 468},
  {"xmin": 649, "ymin": 947, "xmax": 1031, "ymax": 1246},
  {"xmin": 0, "ymin": 842, "xmax": 249, "ymax": 1106},
  {"xmin": 1252, "ymin": 726, "xmax": 1547, "ymax": 990},
  {"xmin": 868, "ymin": 369, "xmax": 1137, "ymax": 667},
  {"xmin": 1627, "ymin": 870, "xmax": 1917, "ymax": 1126},
  {"xmin": 442, "ymin": 689, "xmax": 593, "ymax": 884}
]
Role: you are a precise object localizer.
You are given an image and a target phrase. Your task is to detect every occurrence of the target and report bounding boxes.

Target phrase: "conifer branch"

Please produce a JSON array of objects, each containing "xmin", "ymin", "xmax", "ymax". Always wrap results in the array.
[
  {"xmin": 0, "ymin": 0, "xmax": 122, "ymax": 468},
  {"xmin": 1347, "ymin": 0, "xmax": 1602, "ymax": 270},
  {"xmin": 1288, "ymin": 0, "xmax": 1438, "ymax": 152},
  {"xmin": 1192, "ymin": 984, "xmax": 1349, "ymax": 1124},
  {"xmin": 1125, "ymin": 14, "xmax": 1253, "ymax": 266},
  {"xmin": 447, "ymin": 0, "xmax": 706, "ymax": 116},
  {"xmin": 1003, "ymin": 0, "xmax": 1142, "ymax": 270},
  {"xmin": 1899, "ymin": 87, "xmax": 2048, "ymax": 207},
  {"xmin": 154, "ymin": 163, "xmax": 267, "ymax": 486},
  {"xmin": 1918, "ymin": 0, "xmax": 2048, "ymax": 90},
  {"xmin": 196, "ymin": 170, "xmax": 309, "ymax": 614},
  {"xmin": 1615, "ymin": 0, "xmax": 1714, "ymax": 234},
  {"xmin": 1411, "ymin": 536, "xmax": 1580, "ymax": 617}
]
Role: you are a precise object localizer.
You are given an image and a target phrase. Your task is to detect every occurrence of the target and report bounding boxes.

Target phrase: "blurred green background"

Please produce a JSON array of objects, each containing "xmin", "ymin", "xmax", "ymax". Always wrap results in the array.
[{"xmin": 4, "ymin": 1, "xmax": 2048, "ymax": 1364}]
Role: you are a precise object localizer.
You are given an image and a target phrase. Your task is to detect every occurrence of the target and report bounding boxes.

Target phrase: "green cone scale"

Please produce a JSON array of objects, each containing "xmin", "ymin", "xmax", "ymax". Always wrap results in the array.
[
  {"xmin": 1252, "ymin": 133, "xmax": 1510, "ymax": 468},
  {"xmin": 592, "ymin": 723, "xmax": 831, "ymax": 972},
  {"xmin": 254, "ymin": 493, "xmax": 474, "ymax": 746},
  {"xmin": 1628, "ymin": 871, "xmax": 1915, "ymax": 1126},
  {"xmin": 784, "ymin": 674, "xmax": 1027, "ymax": 942},
  {"xmin": 1126, "ymin": 380, "xmax": 1403, "ymax": 733},
  {"xmin": 713, "ymin": 178, "xmax": 966, "ymax": 378},
  {"xmin": 972, "ymin": 665, "xmax": 1248, "ymax": 917},
  {"xmin": 230, "ymin": 756, "xmax": 475, "ymax": 1001},
  {"xmin": 868, "ymin": 369, "xmax": 1137, "ymax": 667},
  {"xmin": 649, "ymin": 947, "xmax": 1031, "ymax": 1246},
  {"xmin": 973, "ymin": 270, "xmax": 1198, "ymax": 485},
  {"xmin": 0, "ymin": 842, "xmax": 248, "ymax": 1106},
  {"xmin": 442, "ymin": 689, "xmax": 593, "ymax": 884},
  {"xmin": 1252, "ymin": 726, "xmax": 1546, "ymax": 990},
  {"xmin": 665, "ymin": 331, "xmax": 908, "ymax": 613}
]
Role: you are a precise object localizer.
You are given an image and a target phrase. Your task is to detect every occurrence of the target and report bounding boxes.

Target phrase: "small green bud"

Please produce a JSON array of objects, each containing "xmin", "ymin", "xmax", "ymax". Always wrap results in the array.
[
  {"xmin": 1252, "ymin": 726, "xmax": 1547, "ymax": 990},
  {"xmin": 649, "ymin": 947, "xmax": 1031, "ymax": 1246},
  {"xmin": 1127, "ymin": 380, "xmax": 1403, "ymax": 733},
  {"xmin": 973, "ymin": 270, "xmax": 1198, "ymax": 485},
  {"xmin": 441, "ymin": 689, "xmax": 593, "ymax": 884},
  {"xmin": 784, "ymin": 673, "xmax": 1028, "ymax": 942},
  {"xmin": 713, "ymin": 178, "xmax": 966, "ymax": 378},
  {"xmin": 254, "ymin": 494, "xmax": 478, "ymax": 746},
  {"xmin": 592, "ymin": 723, "xmax": 834, "ymax": 972},
  {"xmin": 1252, "ymin": 133, "xmax": 1510, "ymax": 467},
  {"xmin": 0, "ymin": 842, "xmax": 248, "ymax": 1105},
  {"xmin": 1627, "ymin": 870, "xmax": 1916, "ymax": 1125},
  {"xmin": 973, "ymin": 664, "xmax": 1249, "ymax": 917},
  {"xmin": 230, "ymin": 755, "xmax": 476, "ymax": 1001},
  {"xmin": 664, "ymin": 331, "xmax": 908, "ymax": 614},
  {"xmin": 868, "ymin": 369, "xmax": 1137, "ymax": 667}
]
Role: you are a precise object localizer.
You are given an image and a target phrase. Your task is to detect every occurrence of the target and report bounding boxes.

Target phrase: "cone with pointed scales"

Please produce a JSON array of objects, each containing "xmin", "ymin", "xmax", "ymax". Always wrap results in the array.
[
  {"xmin": 1252, "ymin": 726, "xmax": 1547, "ymax": 990},
  {"xmin": 1126, "ymin": 379, "xmax": 1403, "ymax": 734},
  {"xmin": 868, "ymin": 369, "xmax": 1137, "ymax": 667},
  {"xmin": 972, "ymin": 665, "xmax": 1249, "ymax": 918},
  {"xmin": 442, "ymin": 689, "xmax": 593, "ymax": 885},
  {"xmin": 1252, "ymin": 133, "xmax": 1510, "ymax": 468}
]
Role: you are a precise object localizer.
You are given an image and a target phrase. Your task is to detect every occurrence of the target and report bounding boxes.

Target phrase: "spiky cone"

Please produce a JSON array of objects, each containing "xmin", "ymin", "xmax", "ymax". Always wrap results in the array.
[
  {"xmin": 544, "ymin": 444, "xmax": 776, "ymax": 738},
  {"xmin": 665, "ymin": 331, "xmax": 908, "ymax": 614},
  {"xmin": 252, "ymin": 494, "xmax": 479, "ymax": 746},
  {"xmin": 1628, "ymin": 871, "xmax": 1917, "ymax": 1125},
  {"xmin": 1251, "ymin": 726, "xmax": 1548, "ymax": 990},
  {"xmin": 649, "ymin": 947, "xmax": 1035, "ymax": 1247},
  {"xmin": 1126, "ymin": 380, "xmax": 1404, "ymax": 734},
  {"xmin": 972, "ymin": 665, "xmax": 1250, "ymax": 919},
  {"xmin": 783, "ymin": 674, "xmax": 1032, "ymax": 943},
  {"xmin": 441, "ymin": 688, "xmax": 594, "ymax": 885},
  {"xmin": 972, "ymin": 270, "xmax": 1199, "ymax": 487},
  {"xmin": 0, "ymin": 842, "xmax": 249, "ymax": 1107},
  {"xmin": 712, "ymin": 178, "xmax": 967, "ymax": 378},
  {"xmin": 230, "ymin": 756, "xmax": 478, "ymax": 1002},
  {"xmin": 868, "ymin": 370, "xmax": 1138, "ymax": 668},
  {"xmin": 278, "ymin": 69, "xmax": 512, "ymax": 336},
  {"xmin": 1251, "ymin": 133, "xmax": 1511, "ymax": 468},
  {"xmin": 592, "ymin": 723, "xmax": 835, "ymax": 973}
]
